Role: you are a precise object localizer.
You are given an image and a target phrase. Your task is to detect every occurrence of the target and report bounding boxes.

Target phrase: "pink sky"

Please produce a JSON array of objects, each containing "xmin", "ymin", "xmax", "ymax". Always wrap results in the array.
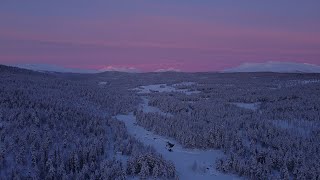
[{"xmin": 0, "ymin": 1, "xmax": 319, "ymax": 72}]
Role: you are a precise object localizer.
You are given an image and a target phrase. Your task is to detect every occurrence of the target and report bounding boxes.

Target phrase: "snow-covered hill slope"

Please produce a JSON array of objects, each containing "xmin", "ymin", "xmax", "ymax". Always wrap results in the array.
[{"xmin": 223, "ymin": 61, "xmax": 320, "ymax": 73}]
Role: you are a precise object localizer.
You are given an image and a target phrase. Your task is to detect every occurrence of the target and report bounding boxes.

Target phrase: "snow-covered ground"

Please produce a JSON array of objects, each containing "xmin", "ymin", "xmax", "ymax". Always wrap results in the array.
[
  {"xmin": 114, "ymin": 85, "xmax": 239, "ymax": 179},
  {"xmin": 172, "ymin": 82, "xmax": 196, "ymax": 87},
  {"xmin": 231, "ymin": 102, "xmax": 260, "ymax": 111},
  {"xmin": 133, "ymin": 84, "xmax": 200, "ymax": 95},
  {"xmin": 99, "ymin": 82, "xmax": 108, "ymax": 85},
  {"xmin": 299, "ymin": 79, "xmax": 320, "ymax": 84},
  {"xmin": 116, "ymin": 113, "xmax": 239, "ymax": 180}
]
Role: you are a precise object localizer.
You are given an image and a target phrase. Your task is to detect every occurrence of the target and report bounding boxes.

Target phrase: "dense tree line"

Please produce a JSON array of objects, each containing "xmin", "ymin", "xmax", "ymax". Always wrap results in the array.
[
  {"xmin": 0, "ymin": 65, "xmax": 177, "ymax": 179},
  {"xmin": 134, "ymin": 73, "xmax": 320, "ymax": 179},
  {"xmin": 2, "ymin": 64, "xmax": 320, "ymax": 179}
]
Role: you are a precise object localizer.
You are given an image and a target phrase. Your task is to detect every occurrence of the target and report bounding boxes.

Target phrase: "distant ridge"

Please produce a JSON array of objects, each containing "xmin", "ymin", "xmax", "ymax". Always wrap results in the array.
[
  {"xmin": 8, "ymin": 64, "xmax": 98, "ymax": 74},
  {"xmin": 223, "ymin": 61, "xmax": 320, "ymax": 73},
  {"xmin": 8, "ymin": 64, "xmax": 142, "ymax": 73}
]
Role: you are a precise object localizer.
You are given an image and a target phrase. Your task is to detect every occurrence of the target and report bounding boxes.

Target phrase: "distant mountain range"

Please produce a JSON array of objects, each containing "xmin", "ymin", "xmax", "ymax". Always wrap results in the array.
[
  {"xmin": 223, "ymin": 61, "xmax": 320, "ymax": 73},
  {"xmin": 6, "ymin": 61, "xmax": 320, "ymax": 73}
]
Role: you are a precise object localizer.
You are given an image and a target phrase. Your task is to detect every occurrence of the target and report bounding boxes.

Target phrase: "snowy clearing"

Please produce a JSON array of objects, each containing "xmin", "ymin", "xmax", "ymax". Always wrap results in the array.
[
  {"xmin": 98, "ymin": 82, "xmax": 108, "ymax": 85},
  {"xmin": 231, "ymin": 102, "xmax": 260, "ymax": 111},
  {"xmin": 172, "ymin": 82, "xmax": 196, "ymax": 86},
  {"xmin": 116, "ymin": 113, "xmax": 239, "ymax": 180},
  {"xmin": 133, "ymin": 84, "xmax": 200, "ymax": 95}
]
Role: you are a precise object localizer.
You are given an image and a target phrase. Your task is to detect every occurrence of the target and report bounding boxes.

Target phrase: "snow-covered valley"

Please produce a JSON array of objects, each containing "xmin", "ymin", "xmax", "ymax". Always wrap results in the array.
[
  {"xmin": 116, "ymin": 112, "xmax": 238, "ymax": 180},
  {"xmin": 115, "ymin": 87, "xmax": 240, "ymax": 180}
]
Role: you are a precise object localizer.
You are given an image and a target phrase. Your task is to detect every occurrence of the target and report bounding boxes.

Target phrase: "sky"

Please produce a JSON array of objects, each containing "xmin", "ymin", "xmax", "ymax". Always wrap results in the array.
[{"xmin": 0, "ymin": 0, "xmax": 319, "ymax": 72}]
